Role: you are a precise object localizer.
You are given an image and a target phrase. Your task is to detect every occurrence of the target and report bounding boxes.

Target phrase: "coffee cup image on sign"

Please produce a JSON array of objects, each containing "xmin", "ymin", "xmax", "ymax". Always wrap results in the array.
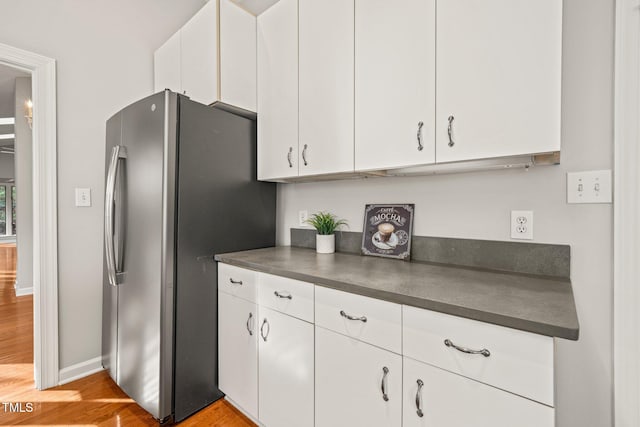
[{"xmin": 377, "ymin": 223, "xmax": 395, "ymax": 242}]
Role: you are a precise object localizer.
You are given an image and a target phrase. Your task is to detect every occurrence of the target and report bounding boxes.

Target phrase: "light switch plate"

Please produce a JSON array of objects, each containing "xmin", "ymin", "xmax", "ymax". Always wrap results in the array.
[
  {"xmin": 567, "ymin": 170, "xmax": 612, "ymax": 204},
  {"xmin": 75, "ymin": 188, "xmax": 91, "ymax": 207}
]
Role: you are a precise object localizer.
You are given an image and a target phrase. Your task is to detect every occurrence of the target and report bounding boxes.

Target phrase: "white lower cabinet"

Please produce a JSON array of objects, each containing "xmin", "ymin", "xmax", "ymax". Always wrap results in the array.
[
  {"xmin": 217, "ymin": 291, "xmax": 258, "ymax": 419},
  {"xmin": 258, "ymin": 306, "xmax": 314, "ymax": 427},
  {"xmin": 403, "ymin": 357, "xmax": 554, "ymax": 427},
  {"xmin": 315, "ymin": 326, "xmax": 402, "ymax": 427}
]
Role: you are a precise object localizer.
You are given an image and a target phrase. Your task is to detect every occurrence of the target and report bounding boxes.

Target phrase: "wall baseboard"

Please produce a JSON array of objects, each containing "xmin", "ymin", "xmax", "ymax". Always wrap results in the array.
[
  {"xmin": 14, "ymin": 285, "xmax": 33, "ymax": 297},
  {"xmin": 58, "ymin": 356, "xmax": 103, "ymax": 385}
]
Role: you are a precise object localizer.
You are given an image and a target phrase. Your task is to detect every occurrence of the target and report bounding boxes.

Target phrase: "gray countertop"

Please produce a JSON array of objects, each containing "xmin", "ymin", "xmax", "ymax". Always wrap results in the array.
[{"xmin": 215, "ymin": 246, "xmax": 579, "ymax": 340}]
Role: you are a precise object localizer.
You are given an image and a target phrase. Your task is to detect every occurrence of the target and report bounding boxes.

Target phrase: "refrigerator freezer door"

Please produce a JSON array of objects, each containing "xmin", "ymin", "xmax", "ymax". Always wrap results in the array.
[
  {"xmin": 114, "ymin": 91, "xmax": 176, "ymax": 421},
  {"xmin": 173, "ymin": 99, "xmax": 276, "ymax": 421}
]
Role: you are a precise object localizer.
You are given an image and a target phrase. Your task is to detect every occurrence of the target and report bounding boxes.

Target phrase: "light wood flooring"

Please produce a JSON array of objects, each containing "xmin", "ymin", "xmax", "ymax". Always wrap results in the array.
[{"xmin": 0, "ymin": 243, "xmax": 255, "ymax": 426}]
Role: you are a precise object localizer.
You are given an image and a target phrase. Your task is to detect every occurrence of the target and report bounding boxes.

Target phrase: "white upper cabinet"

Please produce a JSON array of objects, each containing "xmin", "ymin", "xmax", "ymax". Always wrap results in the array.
[
  {"xmin": 435, "ymin": 0, "xmax": 562, "ymax": 163},
  {"xmin": 219, "ymin": 0, "xmax": 257, "ymax": 111},
  {"xmin": 154, "ymin": 31, "xmax": 181, "ymax": 95},
  {"xmin": 154, "ymin": 0, "xmax": 256, "ymax": 110},
  {"xmin": 257, "ymin": 0, "xmax": 299, "ymax": 181},
  {"xmin": 298, "ymin": 0, "xmax": 355, "ymax": 176},
  {"xmin": 355, "ymin": 0, "xmax": 436, "ymax": 171}
]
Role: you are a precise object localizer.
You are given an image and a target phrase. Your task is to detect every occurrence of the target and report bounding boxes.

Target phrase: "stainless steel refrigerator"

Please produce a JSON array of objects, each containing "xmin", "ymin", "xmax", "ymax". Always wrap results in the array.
[{"xmin": 102, "ymin": 90, "xmax": 276, "ymax": 423}]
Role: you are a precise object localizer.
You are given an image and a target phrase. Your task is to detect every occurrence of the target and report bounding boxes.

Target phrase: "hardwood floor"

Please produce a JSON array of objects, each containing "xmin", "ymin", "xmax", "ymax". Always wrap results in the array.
[{"xmin": 0, "ymin": 243, "xmax": 255, "ymax": 426}]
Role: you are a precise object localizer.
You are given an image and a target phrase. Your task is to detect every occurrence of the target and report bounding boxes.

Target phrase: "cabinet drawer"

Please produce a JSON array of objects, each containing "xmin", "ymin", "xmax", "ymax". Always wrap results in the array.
[
  {"xmin": 218, "ymin": 263, "xmax": 257, "ymax": 303},
  {"xmin": 258, "ymin": 273, "xmax": 314, "ymax": 323},
  {"xmin": 403, "ymin": 305, "xmax": 554, "ymax": 406},
  {"xmin": 315, "ymin": 286, "xmax": 401, "ymax": 353}
]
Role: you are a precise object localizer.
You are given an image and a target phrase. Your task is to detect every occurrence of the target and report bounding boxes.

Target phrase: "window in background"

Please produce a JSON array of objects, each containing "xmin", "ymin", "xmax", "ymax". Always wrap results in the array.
[
  {"xmin": 0, "ymin": 185, "xmax": 6, "ymax": 235},
  {"xmin": 11, "ymin": 186, "xmax": 16, "ymax": 234}
]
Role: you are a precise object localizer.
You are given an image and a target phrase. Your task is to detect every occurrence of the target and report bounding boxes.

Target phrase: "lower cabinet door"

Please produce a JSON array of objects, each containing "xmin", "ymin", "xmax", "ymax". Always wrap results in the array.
[
  {"xmin": 258, "ymin": 306, "xmax": 314, "ymax": 427},
  {"xmin": 218, "ymin": 292, "xmax": 258, "ymax": 419},
  {"xmin": 403, "ymin": 357, "xmax": 555, "ymax": 427},
  {"xmin": 315, "ymin": 326, "xmax": 402, "ymax": 427}
]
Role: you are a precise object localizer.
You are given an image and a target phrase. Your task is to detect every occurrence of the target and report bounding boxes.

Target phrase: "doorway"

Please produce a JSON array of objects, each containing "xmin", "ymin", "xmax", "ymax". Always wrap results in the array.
[{"xmin": 0, "ymin": 42, "xmax": 58, "ymax": 390}]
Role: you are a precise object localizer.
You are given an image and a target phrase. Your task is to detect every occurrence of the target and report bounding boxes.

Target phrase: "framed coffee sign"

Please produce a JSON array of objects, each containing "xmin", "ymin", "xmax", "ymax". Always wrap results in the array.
[{"xmin": 361, "ymin": 204, "xmax": 414, "ymax": 260}]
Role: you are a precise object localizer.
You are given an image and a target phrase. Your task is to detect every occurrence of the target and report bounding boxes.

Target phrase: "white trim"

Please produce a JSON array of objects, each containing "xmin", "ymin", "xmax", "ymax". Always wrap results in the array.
[
  {"xmin": 0, "ymin": 42, "xmax": 58, "ymax": 390},
  {"xmin": 14, "ymin": 283, "xmax": 33, "ymax": 297},
  {"xmin": 0, "ymin": 118, "xmax": 15, "ymax": 125},
  {"xmin": 58, "ymin": 357, "xmax": 103, "ymax": 386},
  {"xmin": 614, "ymin": 0, "xmax": 640, "ymax": 425}
]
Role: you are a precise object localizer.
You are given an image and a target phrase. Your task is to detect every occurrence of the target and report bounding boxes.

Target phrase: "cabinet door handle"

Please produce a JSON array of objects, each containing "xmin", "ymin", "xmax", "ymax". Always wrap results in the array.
[
  {"xmin": 340, "ymin": 310, "xmax": 367, "ymax": 322},
  {"xmin": 246, "ymin": 312, "xmax": 253, "ymax": 336},
  {"xmin": 302, "ymin": 144, "xmax": 308, "ymax": 166},
  {"xmin": 416, "ymin": 121, "xmax": 424, "ymax": 151},
  {"xmin": 444, "ymin": 339, "xmax": 490, "ymax": 357},
  {"xmin": 447, "ymin": 115, "xmax": 455, "ymax": 147},
  {"xmin": 274, "ymin": 291, "xmax": 293, "ymax": 300},
  {"xmin": 260, "ymin": 318, "xmax": 270, "ymax": 342},
  {"xmin": 229, "ymin": 278, "xmax": 243, "ymax": 285},
  {"xmin": 381, "ymin": 366, "xmax": 390, "ymax": 401},
  {"xmin": 287, "ymin": 147, "xmax": 293, "ymax": 168},
  {"xmin": 415, "ymin": 379, "xmax": 424, "ymax": 417}
]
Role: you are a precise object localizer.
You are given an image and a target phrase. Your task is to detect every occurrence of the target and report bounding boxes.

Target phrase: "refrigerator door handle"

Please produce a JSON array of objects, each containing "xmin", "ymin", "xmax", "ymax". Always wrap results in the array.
[{"xmin": 105, "ymin": 145, "xmax": 127, "ymax": 286}]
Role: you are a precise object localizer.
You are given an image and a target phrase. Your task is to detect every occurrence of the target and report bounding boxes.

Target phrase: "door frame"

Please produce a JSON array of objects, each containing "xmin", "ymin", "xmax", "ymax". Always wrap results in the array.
[
  {"xmin": 0, "ymin": 42, "xmax": 58, "ymax": 390},
  {"xmin": 614, "ymin": 0, "xmax": 640, "ymax": 425}
]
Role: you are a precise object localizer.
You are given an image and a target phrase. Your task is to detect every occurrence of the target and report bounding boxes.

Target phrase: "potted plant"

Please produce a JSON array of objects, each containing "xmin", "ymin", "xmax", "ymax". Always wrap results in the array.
[{"xmin": 305, "ymin": 212, "xmax": 348, "ymax": 254}]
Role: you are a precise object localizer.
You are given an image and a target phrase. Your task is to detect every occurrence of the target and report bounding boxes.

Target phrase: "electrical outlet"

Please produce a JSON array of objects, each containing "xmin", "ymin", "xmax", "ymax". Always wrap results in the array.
[
  {"xmin": 511, "ymin": 210, "xmax": 533, "ymax": 240},
  {"xmin": 299, "ymin": 210, "xmax": 309, "ymax": 226}
]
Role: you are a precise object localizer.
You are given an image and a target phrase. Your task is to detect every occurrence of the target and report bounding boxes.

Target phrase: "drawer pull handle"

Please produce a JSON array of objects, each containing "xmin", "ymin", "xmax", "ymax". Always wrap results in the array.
[
  {"xmin": 416, "ymin": 121, "xmax": 424, "ymax": 151},
  {"xmin": 229, "ymin": 278, "xmax": 243, "ymax": 285},
  {"xmin": 340, "ymin": 310, "xmax": 367, "ymax": 322},
  {"xmin": 415, "ymin": 379, "xmax": 424, "ymax": 417},
  {"xmin": 274, "ymin": 291, "xmax": 293, "ymax": 300},
  {"xmin": 447, "ymin": 115, "xmax": 455, "ymax": 147},
  {"xmin": 260, "ymin": 318, "xmax": 270, "ymax": 342},
  {"xmin": 246, "ymin": 312, "xmax": 253, "ymax": 336},
  {"xmin": 381, "ymin": 366, "xmax": 390, "ymax": 401},
  {"xmin": 444, "ymin": 339, "xmax": 490, "ymax": 357},
  {"xmin": 302, "ymin": 144, "xmax": 308, "ymax": 166},
  {"xmin": 287, "ymin": 146, "xmax": 293, "ymax": 168}
]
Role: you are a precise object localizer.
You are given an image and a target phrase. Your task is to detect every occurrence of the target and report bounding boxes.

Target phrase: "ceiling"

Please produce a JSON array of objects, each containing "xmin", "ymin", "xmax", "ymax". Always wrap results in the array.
[{"xmin": 0, "ymin": 63, "xmax": 29, "ymax": 150}]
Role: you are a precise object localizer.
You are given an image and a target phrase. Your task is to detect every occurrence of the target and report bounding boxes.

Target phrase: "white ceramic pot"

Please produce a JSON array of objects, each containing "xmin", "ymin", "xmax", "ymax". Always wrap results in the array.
[{"xmin": 316, "ymin": 234, "xmax": 335, "ymax": 254}]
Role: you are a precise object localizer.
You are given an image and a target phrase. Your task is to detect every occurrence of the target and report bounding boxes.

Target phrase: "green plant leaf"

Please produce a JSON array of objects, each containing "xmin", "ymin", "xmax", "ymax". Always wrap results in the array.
[{"xmin": 305, "ymin": 211, "xmax": 348, "ymax": 235}]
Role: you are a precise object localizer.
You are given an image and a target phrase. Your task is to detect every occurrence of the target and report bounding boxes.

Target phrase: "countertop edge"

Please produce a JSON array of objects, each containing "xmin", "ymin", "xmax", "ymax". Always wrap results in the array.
[{"xmin": 215, "ymin": 254, "xmax": 580, "ymax": 341}]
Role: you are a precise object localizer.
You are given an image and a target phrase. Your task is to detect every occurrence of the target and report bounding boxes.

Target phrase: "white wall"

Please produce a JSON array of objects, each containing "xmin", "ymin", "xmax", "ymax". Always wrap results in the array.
[
  {"xmin": 0, "ymin": 0, "xmax": 206, "ymax": 370},
  {"xmin": 277, "ymin": 0, "xmax": 614, "ymax": 426},
  {"xmin": 14, "ymin": 76, "xmax": 32, "ymax": 291},
  {"xmin": 0, "ymin": 153, "xmax": 14, "ymax": 179}
]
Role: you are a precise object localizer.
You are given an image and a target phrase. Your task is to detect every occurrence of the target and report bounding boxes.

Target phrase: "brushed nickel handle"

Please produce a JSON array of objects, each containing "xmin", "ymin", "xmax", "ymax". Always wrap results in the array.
[
  {"xmin": 444, "ymin": 339, "xmax": 490, "ymax": 357},
  {"xmin": 229, "ymin": 278, "xmax": 243, "ymax": 285},
  {"xmin": 381, "ymin": 366, "xmax": 390, "ymax": 401},
  {"xmin": 416, "ymin": 379, "xmax": 424, "ymax": 417},
  {"xmin": 416, "ymin": 121, "xmax": 424, "ymax": 151},
  {"xmin": 246, "ymin": 312, "xmax": 253, "ymax": 336},
  {"xmin": 260, "ymin": 318, "xmax": 270, "ymax": 342},
  {"xmin": 340, "ymin": 310, "xmax": 367, "ymax": 322},
  {"xmin": 447, "ymin": 115, "xmax": 455, "ymax": 147},
  {"xmin": 287, "ymin": 147, "xmax": 293, "ymax": 168},
  {"xmin": 274, "ymin": 291, "xmax": 293, "ymax": 300},
  {"xmin": 302, "ymin": 144, "xmax": 308, "ymax": 166}
]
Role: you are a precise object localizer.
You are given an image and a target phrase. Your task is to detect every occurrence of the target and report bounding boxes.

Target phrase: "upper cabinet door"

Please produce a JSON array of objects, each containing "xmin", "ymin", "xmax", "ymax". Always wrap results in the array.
[
  {"xmin": 355, "ymin": 0, "xmax": 436, "ymax": 171},
  {"xmin": 181, "ymin": 0, "xmax": 218, "ymax": 105},
  {"xmin": 435, "ymin": 0, "xmax": 562, "ymax": 163},
  {"xmin": 257, "ymin": 0, "xmax": 299, "ymax": 181},
  {"xmin": 298, "ymin": 0, "xmax": 354, "ymax": 176},
  {"xmin": 219, "ymin": 0, "xmax": 257, "ymax": 111},
  {"xmin": 154, "ymin": 31, "xmax": 181, "ymax": 94}
]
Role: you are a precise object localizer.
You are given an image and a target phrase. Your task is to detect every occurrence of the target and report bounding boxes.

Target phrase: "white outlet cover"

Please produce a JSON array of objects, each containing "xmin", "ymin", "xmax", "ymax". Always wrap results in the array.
[
  {"xmin": 75, "ymin": 188, "xmax": 91, "ymax": 207},
  {"xmin": 567, "ymin": 170, "xmax": 612, "ymax": 204},
  {"xmin": 511, "ymin": 210, "xmax": 533, "ymax": 240},
  {"xmin": 298, "ymin": 210, "xmax": 309, "ymax": 226}
]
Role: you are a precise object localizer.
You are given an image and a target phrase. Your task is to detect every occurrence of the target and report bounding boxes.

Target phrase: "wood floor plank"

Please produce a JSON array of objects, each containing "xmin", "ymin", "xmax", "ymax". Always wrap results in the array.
[{"xmin": 0, "ymin": 244, "xmax": 256, "ymax": 426}]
